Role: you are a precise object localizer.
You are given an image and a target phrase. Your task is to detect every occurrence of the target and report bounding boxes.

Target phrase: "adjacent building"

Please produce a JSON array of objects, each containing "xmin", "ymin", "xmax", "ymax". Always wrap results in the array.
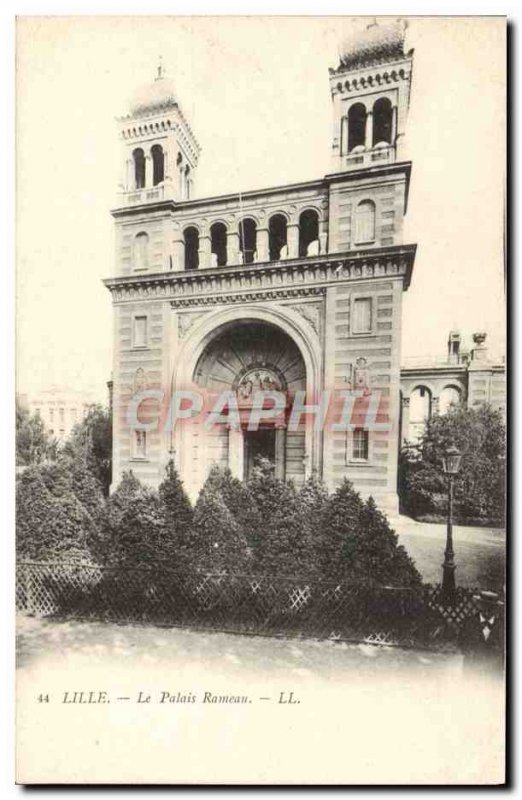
[
  {"xmin": 400, "ymin": 331, "xmax": 506, "ymax": 444},
  {"xmin": 20, "ymin": 387, "xmax": 98, "ymax": 441}
]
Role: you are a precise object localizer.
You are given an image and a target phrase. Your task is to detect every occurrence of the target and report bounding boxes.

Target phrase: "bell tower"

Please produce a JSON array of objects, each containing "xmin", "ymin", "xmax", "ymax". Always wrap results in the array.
[
  {"xmin": 329, "ymin": 19, "xmax": 414, "ymax": 172},
  {"xmin": 117, "ymin": 62, "xmax": 201, "ymax": 204}
]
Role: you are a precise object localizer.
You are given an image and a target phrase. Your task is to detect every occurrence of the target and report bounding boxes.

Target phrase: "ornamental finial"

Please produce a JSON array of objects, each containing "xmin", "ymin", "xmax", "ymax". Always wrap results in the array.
[{"xmin": 156, "ymin": 56, "xmax": 164, "ymax": 81}]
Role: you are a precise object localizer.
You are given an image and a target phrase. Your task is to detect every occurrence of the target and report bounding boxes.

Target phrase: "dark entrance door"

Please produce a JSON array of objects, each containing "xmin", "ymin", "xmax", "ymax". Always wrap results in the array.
[{"xmin": 243, "ymin": 428, "xmax": 276, "ymax": 480}]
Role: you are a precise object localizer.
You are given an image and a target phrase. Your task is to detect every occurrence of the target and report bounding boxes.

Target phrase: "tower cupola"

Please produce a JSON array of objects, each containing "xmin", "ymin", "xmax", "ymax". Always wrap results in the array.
[
  {"xmin": 329, "ymin": 19, "xmax": 414, "ymax": 172},
  {"xmin": 117, "ymin": 61, "xmax": 201, "ymax": 205}
]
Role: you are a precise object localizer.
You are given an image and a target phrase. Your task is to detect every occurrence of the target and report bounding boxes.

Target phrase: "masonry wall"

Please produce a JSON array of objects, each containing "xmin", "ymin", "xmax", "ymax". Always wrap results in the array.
[
  {"xmin": 115, "ymin": 212, "xmax": 173, "ymax": 276},
  {"xmin": 468, "ymin": 367, "xmax": 507, "ymax": 417},
  {"xmin": 112, "ymin": 298, "xmax": 169, "ymax": 488},
  {"xmin": 322, "ymin": 277, "xmax": 403, "ymax": 514},
  {"xmin": 327, "ymin": 171, "xmax": 407, "ymax": 253}
]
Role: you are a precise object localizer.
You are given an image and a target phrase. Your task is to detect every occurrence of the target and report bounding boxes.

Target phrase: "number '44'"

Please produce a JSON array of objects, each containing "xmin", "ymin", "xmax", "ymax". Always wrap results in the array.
[{"xmin": 37, "ymin": 694, "xmax": 49, "ymax": 703}]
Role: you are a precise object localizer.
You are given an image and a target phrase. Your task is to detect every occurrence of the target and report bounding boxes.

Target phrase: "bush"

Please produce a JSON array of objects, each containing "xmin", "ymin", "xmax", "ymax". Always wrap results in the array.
[
  {"xmin": 319, "ymin": 480, "xmax": 421, "ymax": 586},
  {"xmin": 16, "ymin": 461, "xmax": 99, "ymax": 563},
  {"xmin": 200, "ymin": 464, "xmax": 257, "ymax": 545},
  {"xmin": 319, "ymin": 479, "xmax": 364, "ymax": 578},
  {"xmin": 16, "ymin": 401, "xmax": 58, "ymax": 466},
  {"xmin": 63, "ymin": 404, "xmax": 112, "ymax": 495},
  {"xmin": 400, "ymin": 404, "xmax": 506, "ymax": 524},
  {"xmin": 297, "ymin": 475, "xmax": 330, "ymax": 576},
  {"xmin": 246, "ymin": 460, "xmax": 309, "ymax": 575},
  {"xmin": 192, "ymin": 475, "xmax": 250, "ymax": 574},
  {"xmin": 158, "ymin": 460, "xmax": 194, "ymax": 570},
  {"xmin": 101, "ymin": 471, "xmax": 180, "ymax": 569},
  {"xmin": 354, "ymin": 497, "xmax": 421, "ymax": 587}
]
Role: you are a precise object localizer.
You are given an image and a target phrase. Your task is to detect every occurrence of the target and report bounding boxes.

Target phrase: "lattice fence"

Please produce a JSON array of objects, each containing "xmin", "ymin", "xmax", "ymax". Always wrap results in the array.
[{"xmin": 16, "ymin": 561, "xmax": 504, "ymax": 650}]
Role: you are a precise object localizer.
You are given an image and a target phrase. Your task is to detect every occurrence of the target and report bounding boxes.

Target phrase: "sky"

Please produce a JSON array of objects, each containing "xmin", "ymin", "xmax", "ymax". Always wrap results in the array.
[{"xmin": 16, "ymin": 16, "xmax": 506, "ymax": 403}]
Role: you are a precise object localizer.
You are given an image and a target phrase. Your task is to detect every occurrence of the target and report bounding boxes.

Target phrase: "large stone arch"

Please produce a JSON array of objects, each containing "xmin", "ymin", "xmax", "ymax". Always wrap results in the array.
[{"xmin": 170, "ymin": 303, "xmax": 323, "ymax": 497}]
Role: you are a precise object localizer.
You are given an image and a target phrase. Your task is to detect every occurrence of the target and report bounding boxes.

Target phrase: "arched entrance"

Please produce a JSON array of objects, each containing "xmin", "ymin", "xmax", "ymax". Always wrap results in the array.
[{"xmin": 192, "ymin": 321, "xmax": 307, "ymax": 482}]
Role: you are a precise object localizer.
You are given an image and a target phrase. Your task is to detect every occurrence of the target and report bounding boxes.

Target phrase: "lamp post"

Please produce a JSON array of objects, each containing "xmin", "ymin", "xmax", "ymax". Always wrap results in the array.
[{"xmin": 441, "ymin": 445, "xmax": 463, "ymax": 603}]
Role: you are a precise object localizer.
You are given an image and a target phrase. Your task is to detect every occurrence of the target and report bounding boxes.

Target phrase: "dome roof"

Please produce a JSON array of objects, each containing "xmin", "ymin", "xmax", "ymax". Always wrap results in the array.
[
  {"xmin": 128, "ymin": 74, "xmax": 178, "ymax": 118},
  {"xmin": 339, "ymin": 20, "xmax": 408, "ymax": 71}
]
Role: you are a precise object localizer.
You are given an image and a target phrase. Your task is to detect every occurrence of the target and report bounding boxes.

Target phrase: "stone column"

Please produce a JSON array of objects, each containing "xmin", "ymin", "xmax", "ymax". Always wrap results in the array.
[
  {"xmin": 287, "ymin": 223, "xmax": 299, "ymax": 259},
  {"xmin": 145, "ymin": 156, "xmax": 152, "ymax": 188},
  {"xmin": 257, "ymin": 227, "xmax": 269, "ymax": 262},
  {"xmin": 275, "ymin": 427, "xmax": 286, "ymax": 481},
  {"xmin": 163, "ymin": 149, "xmax": 169, "ymax": 180},
  {"xmin": 365, "ymin": 111, "xmax": 373, "ymax": 150},
  {"xmin": 340, "ymin": 115, "xmax": 348, "ymax": 157},
  {"xmin": 228, "ymin": 426, "xmax": 244, "ymax": 480},
  {"xmin": 391, "ymin": 105, "xmax": 398, "ymax": 146},
  {"xmin": 198, "ymin": 235, "xmax": 211, "ymax": 270},
  {"xmin": 172, "ymin": 236, "xmax": 185, "ymax": 271},
  {"xmin": 319, "ymin": 219, "xmax": 328, "ymax": 255},
  {"xmin": 227, "ymin": 230, "xmax": 240, "ymax": 266}
]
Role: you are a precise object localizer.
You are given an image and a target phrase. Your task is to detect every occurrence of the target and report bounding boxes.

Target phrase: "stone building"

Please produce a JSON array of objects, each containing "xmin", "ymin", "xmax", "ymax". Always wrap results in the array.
[
  {"xmin": 20, "ymin": 387, "xmax": 97, "ymax": 441},
  {"xmin": 400, "ymin": 331, "xmax": 506, "ymax": 444},
  {"xmin": 104, "ymin": 20, "xmax": 417, "ymax": 513}
]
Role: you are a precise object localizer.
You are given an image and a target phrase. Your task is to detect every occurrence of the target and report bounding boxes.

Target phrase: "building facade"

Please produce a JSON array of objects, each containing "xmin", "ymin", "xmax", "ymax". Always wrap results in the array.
[
  {"xmin": 105, "ymin": 21, "xmax": 417, "ymax": 513},
  {"xmin": 400, "ymin": 331, "xmax": 506, "ymax": 444},
  {"xmin": 20, "ymin": 387, "xmax": 97, "ymax": 441}
]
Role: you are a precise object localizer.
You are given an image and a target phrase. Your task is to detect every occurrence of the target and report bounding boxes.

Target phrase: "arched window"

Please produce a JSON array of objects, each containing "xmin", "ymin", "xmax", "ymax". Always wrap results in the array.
[
  {"xmin": 354, "ymin": 200, "xmax": 376, "ymax": 244},
  {"xmin": 239, "ymin": 218, "xmax": 257, "ymax": 264},
  {"xmin": 409, "ymin": 386, "xmax": 432, "ymax": 443},
  {"xmin": 133, "ymin": 148, "xmax": 146, "ymax": 189},
  {"xmin": 298, "ymin": 209, "xmax": 319, "ymax": 257},
  {"xmin": 210, "ymin": 222, "xmax": 227, "ymax": 267},
  {"xmin": 439, "ymin": 386, "xmax": 461, "ymax": 415},
  {"xmin": 151, "ymin": 144, "xmax": 164, "ymax": 185},
  {"xmin": 348, "ymin": 103, "xmax": 367, "ymax": 152},
  {"xmin": 269, "ymin": 214, "xmax": 287, "ymax": 261},
  {"xmin": 133, "ymin": 232, "xmax": 149, "ymax": 270},
  {"xmin": 372, "ymin": 97, "xmax": 393, "ymax": 146},
  {"xmin": 184, "ymin": 226, "xmax": 199, "ymax": 271}
]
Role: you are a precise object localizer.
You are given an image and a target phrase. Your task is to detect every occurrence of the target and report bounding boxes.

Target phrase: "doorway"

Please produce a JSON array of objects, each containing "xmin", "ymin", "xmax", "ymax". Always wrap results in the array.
[{"xmin": 243, "ymin": 428, "xmax": 276, "ymax": 480}]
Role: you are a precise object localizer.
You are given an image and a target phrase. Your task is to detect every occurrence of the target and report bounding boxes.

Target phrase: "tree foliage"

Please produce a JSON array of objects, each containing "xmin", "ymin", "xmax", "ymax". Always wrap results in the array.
[
  {"xmin": 16, "ymin": 401, "xmax": 58, "ymax": 466},
  {"xmin": 319, "ymin": 480, "xmax": 421, "ymax": 585},
  {"xmin": 16, "ymin": 458, "xmax": 102, "ymax": 563},
  {"xmin": 63, "ymin": 404, "xmax": 112, "ymax": 495},
  {"xmin": 400, "ymin": 404, "xmax": 506, "ymax": 524},
  {"xmin": 198, "ymin": 465, "xmax": 256, "ymax": 546},
  {"xmin": 17, "ymin": 449, "xmax": 424, "ymax": 589},
  {"xmin": 158, "ymin": 460, "xmax": 194, "ymax": 569},
  {"xmin": 246, "ymin": 460, "xmax": 310, "ymax": 575},
  {"xmin": 192, "ymin": 475, "xmax": 250, "ymax": 574}
]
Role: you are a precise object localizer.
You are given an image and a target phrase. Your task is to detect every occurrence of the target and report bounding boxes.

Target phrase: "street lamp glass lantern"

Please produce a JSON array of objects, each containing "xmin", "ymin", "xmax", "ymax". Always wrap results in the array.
[{"xmin": 442, "ymin": 445, "xmax": 463, "ymax": 475}]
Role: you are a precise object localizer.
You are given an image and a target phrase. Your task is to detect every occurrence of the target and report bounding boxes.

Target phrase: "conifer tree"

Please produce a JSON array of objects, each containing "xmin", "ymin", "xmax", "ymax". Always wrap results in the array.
[
  {"xmin": 200, "ymin": 464, "xmax": 256, "ymax": 547},
  {"xmin": 297, "ymin": 475, "xmax": 330, "ymax": 575},
  {"xmin": 353, "ymin": 497, "xmax": 421, "ymax": 587},
  {"xmin": 108, "ymin": 489, "xmax": 169, "ymax": 569},
  {"xmin": 193, "ymin": 477, "xmax": 250, "ymax": 574},
  {"xmin": 158, "ymin": 460, "xmax": 194, "ymax": 569},
  {"xmin": 247, "ymin": 459, "xmax": 307, "ymax": 575},
  {"xmin": 16, "ymin": 465, "xmax": 97, "ymax": 563},
  {"xmin": 319, "ymin": 479, "xmax": 365, "ymax": 578}
]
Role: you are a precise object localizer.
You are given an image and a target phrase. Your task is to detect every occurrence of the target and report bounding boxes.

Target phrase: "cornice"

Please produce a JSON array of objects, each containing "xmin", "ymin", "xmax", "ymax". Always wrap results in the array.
[
  {"xmin": 103, "ymin": 244, "xmax": 417, "ymax": 305},
  {"xmin": 400, "ymin": 365, "xmax": 468, "ymax": 377}
]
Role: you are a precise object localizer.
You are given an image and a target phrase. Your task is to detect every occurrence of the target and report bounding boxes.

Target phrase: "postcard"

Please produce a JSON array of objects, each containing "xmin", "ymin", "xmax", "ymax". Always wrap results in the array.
[{"xmin": 15, "ymin": 15, "xmax": 506, "ymax": 784}]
